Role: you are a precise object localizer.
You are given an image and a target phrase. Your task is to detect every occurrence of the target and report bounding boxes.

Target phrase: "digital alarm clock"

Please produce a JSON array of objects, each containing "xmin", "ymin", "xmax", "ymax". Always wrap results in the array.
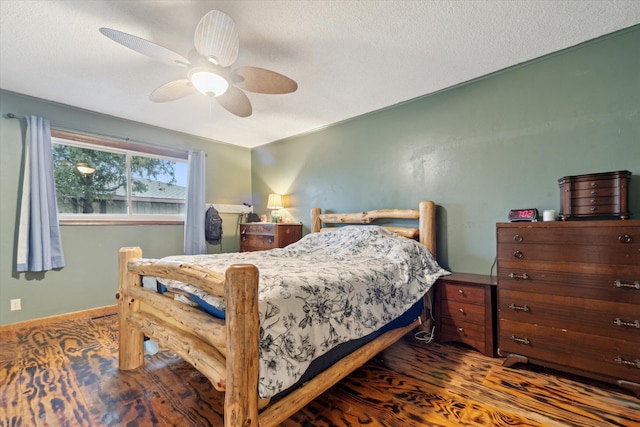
[{"xmin": 508, "ymin": 208, "xmax": 539, "ymax": 222}]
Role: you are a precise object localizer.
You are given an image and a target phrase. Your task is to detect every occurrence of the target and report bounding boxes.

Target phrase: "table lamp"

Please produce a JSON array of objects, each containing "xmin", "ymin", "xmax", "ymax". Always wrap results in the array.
[{"xmin": 267, "ymin": 193, "xmax": 283, "ymax": 223}]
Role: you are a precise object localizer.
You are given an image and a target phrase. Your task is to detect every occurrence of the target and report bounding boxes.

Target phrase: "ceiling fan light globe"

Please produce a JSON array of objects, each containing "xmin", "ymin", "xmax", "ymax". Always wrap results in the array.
[
  {"xmin": 189, "ymin": 70, "xmax": 229, "ymax": 97},
  {"xmin": 75, "ymin": 162, "xmax": 95, "ymax": 175}
]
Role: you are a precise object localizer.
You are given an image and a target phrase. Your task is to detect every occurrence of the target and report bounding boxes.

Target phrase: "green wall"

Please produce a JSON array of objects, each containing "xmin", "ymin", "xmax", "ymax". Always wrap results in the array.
[
  {"xmin": 2, "ymin": 26, "xmax": 639, "ymax": 325},
  {"xmin": 251, "ymin": 26, "xmax": 640, "ymax": 273},
  {"xmin": 0, "ymin": 91, "xmax": 252, "ymax": 325}
]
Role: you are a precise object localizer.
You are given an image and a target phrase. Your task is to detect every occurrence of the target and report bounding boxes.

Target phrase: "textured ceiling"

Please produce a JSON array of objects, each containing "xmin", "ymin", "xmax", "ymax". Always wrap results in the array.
[{"xmin": 1, "ymin": 1, "xmax": 639, "ymax": 148}]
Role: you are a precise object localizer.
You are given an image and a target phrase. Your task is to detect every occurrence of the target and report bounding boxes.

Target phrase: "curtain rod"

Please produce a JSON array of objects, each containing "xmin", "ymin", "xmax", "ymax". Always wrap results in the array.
[
  {"xmin": 4, "ymin": 112, "xmax": 193, "ymax": 158},
  {"xmin": 4, "ymin": 113, "xmax": 24, "ymax": 120}
]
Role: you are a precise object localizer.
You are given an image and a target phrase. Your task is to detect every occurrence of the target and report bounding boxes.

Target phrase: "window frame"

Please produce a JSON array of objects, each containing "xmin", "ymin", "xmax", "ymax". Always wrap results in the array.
[{"xmin": 52, "ymin": 129, "xmax": 189, "ymax": 226}]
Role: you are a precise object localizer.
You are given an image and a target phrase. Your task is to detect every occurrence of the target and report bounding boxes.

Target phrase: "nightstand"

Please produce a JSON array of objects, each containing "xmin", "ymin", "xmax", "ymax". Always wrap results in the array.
[
  {"xmin": 239, "ymin": 223, "xmax": 302, "ymax": 252},
  {"xmin": 435, "ymin": 273, "xmax": 497, "ymax": 357}
]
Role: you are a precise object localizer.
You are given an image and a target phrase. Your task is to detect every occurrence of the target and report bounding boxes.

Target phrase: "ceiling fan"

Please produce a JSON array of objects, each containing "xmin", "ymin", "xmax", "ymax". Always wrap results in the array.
[{"xmin": 99, "ymin": 10, "xmax": 297, "ymax": 118}]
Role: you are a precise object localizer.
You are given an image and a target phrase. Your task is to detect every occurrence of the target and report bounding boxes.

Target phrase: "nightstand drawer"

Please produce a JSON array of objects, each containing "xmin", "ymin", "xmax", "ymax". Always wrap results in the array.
[
  {"xmin": 440, "ymin": 299, "xmax": 485, "ymax": 324},
  {"xmin": 440, "ymin": 282, "xmax": 486, "ymax": 304},
  {"xmin": 440, "ymin": 318, "xmax": 488, "ymax": 354}
]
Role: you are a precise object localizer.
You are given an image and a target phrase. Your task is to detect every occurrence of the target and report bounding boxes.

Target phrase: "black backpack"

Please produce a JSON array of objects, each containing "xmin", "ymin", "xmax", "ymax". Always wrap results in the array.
[{"xmin": 205, "ymin": 206, "xmax": 223, "ymax": 245}]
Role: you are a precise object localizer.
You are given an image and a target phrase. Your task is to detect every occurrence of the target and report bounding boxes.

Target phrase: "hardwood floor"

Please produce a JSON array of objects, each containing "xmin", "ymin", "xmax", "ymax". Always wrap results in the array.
[{"xmin": 1, "ymin": 307, "xmax": 638, "ymax": 427}]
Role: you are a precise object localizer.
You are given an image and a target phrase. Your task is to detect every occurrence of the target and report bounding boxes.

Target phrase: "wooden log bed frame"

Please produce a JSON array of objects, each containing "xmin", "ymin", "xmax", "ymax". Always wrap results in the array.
[{"xmin": 116, "ymin": 201, "xmax": 437, "ymax": 427}]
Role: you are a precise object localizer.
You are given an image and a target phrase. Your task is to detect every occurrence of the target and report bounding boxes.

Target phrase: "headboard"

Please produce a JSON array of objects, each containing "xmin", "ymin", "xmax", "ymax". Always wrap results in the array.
[{"xmin": 310, "ymin": 200, "xmax": 436, "ymax": 257}]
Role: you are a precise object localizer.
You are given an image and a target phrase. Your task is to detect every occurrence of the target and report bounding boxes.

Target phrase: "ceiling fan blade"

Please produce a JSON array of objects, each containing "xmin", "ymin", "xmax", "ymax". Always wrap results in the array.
[
  {"xmin": 216, "ymin": 86, "xmax": 252, "ymax": 117},
  {"xmin": 100, "ymin": 28, "xmax": 190, "ymax": 68},
  {"xmin": 194, "ymin": 10, "xmax": 239, "ymax": 67},
  {"xmin": 150, "ymin": 80, "xmax": 196, "ymax": 102},
  {"xmin": 231, "ymin": 67, "xmax": 298, "ymax": 94}
]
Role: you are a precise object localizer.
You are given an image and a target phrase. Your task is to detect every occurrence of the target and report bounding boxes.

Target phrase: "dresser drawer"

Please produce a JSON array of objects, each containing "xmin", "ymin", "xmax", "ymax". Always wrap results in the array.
[
  {"xmin": 498, "ymin": 289, "xmax": 639, "ymax": 341},
  {"xmin": 497, "ymin": 240, "xmax": 639, "ymax": 266},
  {"xmin": 240, "ymin": 234, "xmax": 275, "ymax": 251},
  {"xmin": 497, "ymin": 223, "xmax": 640, "ymax": 246},
  {"xmin": 440, "ymin": 299, "xmax": 485, "ymax": 324},
  {"xmin": 499, "ymin": 320, "xmax": 640, "ymax": 383},
  {"xmin": 241, "ymin": 223, "xmax": 275, "ymax": 235},
  {"xmin": 497, "ymin": 265, "xmax": 640, "ymax": 304},
  {"xmin": 439, "ymin": 282, "xmax": 486, "ymax": 304}
]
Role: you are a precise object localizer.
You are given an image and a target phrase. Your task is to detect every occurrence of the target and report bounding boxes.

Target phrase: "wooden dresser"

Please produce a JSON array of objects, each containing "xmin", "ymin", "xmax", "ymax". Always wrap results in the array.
[
  {"xmin": 239, "ymin": 223, "xmax": 302, "ymax": 252},
  {"xmin": 496, "ymin": 220, "xmax": 640, "ymax": 397},
  {"xmin": 435, "ymin": 273, "xmax": 497, "ymax": 357}
]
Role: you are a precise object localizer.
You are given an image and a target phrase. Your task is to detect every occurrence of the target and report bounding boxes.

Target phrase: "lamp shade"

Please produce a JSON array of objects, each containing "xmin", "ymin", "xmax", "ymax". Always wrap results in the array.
[{"xmin": 267, "ymin": 193, "xmax": 283, "ymax": 209}]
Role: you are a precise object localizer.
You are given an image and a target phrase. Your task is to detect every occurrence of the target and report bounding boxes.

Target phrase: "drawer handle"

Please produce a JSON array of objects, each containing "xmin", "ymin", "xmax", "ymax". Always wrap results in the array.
[
  {"xmin": 590, "ymin": 206, "xmax": 597, "ymax": 212},
  {"xmin": 510, "ymin": 335, "xmax": 530, "ymax": 345},
  {"xmin": 591, "ymin": 182, "xmax": 598, "ymax": 188},
  {"xmin": 615, "ymin": 356, "xmax": 640, "ymax": 369},
  {"xmin": 513, "ymin": 250, "xmax": 524, "ymax": 259},
  {"xmin": 458, "ymin": 327, "xmax": 464, "ymax": 333},
  {"xmin": 590, "ymin": 199, "xmax": 597, "ymax": 204},
  {"xmin": 614, "ymin": 280, "xmax": 640, "ymax": 289},
  {"xmin": 509, "ymin": 303, "xmax": 530, "ymax": 312},
  {"xmin": 618, "ymin": 234, "xmax": 633, "ymax": 243},
  {"xmin": 509, "ymin": 272, "xmax": 529, "ymax": 280},
  {"xmin": 590, "ymin": 191, "xmax": 597, "ymax": 196},
  {"xmin": 459, "ymin": 308, "xmax": 465, "ymax": 314},
  {"xmin": 613, "ymin": 318, "xmax": 640, "ymax": 328},
  {"xmin": 268, "ymin": 239, "xmax": 274, "ymax": 244},
  {"xmin": 513, "ymin": 234, "xmax": 523, "ymax": 243}
]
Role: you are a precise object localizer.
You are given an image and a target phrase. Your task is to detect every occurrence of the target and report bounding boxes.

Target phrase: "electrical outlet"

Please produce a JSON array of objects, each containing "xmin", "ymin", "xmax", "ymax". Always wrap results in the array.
[{"xmin": 10, "ymin": 299, "xmax": 21, "ymax": 311}]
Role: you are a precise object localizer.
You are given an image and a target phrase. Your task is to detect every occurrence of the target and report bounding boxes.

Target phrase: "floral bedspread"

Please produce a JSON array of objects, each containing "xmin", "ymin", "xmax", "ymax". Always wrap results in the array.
[{"xmin": 159, "ymin": 225, "xmax": 449, "ymax": 398}]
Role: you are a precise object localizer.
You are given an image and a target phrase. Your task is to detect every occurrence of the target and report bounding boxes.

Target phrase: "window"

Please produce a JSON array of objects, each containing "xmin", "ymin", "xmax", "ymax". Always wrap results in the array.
[{"xmin": 51, "ymin": 130, "xmax": 188, "ymax": 224}]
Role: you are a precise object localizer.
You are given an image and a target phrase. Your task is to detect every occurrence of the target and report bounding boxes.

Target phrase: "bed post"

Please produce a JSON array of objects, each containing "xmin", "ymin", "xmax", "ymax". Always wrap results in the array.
[
  {"xmin": 224, "ymin": 264, "xmax": 260, "ymax": 427},
  {"xmin": 419, "ymin": 201, "xmax": 436, "ymax": 256},
  {"xmin": 116, "ymin": 247, "xmax": 144, "ymax": 370},
  {"xmin": 418, "ymin": 201, "xmax": 437, "ymax": 333},
  {"xmin": 310, "ymin": 207, "xmax": 321, "ymax": 232}
]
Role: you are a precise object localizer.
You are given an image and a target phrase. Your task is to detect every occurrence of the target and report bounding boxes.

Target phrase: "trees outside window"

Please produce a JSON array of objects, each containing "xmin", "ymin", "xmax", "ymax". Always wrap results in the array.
[{"xmin": 52, "ymin": 136, "xmax": 187, "ymax": 222}]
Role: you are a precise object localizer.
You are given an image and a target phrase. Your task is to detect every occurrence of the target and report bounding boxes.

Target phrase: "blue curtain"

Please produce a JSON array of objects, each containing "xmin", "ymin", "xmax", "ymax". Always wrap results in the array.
[
  {"xmin": 16, "ymin": 116, "xmax": 65, "ymax": 272},
  {"xmin": 184, "ymin": 150, "xmax": 207, "ymax": 255}
]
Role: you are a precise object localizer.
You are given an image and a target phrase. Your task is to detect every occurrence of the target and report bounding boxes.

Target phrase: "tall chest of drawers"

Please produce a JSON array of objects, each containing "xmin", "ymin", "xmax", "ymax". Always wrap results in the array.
[{"xmin": 496, "ymin": 220, "xmax": 640, "ymax": 397}]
